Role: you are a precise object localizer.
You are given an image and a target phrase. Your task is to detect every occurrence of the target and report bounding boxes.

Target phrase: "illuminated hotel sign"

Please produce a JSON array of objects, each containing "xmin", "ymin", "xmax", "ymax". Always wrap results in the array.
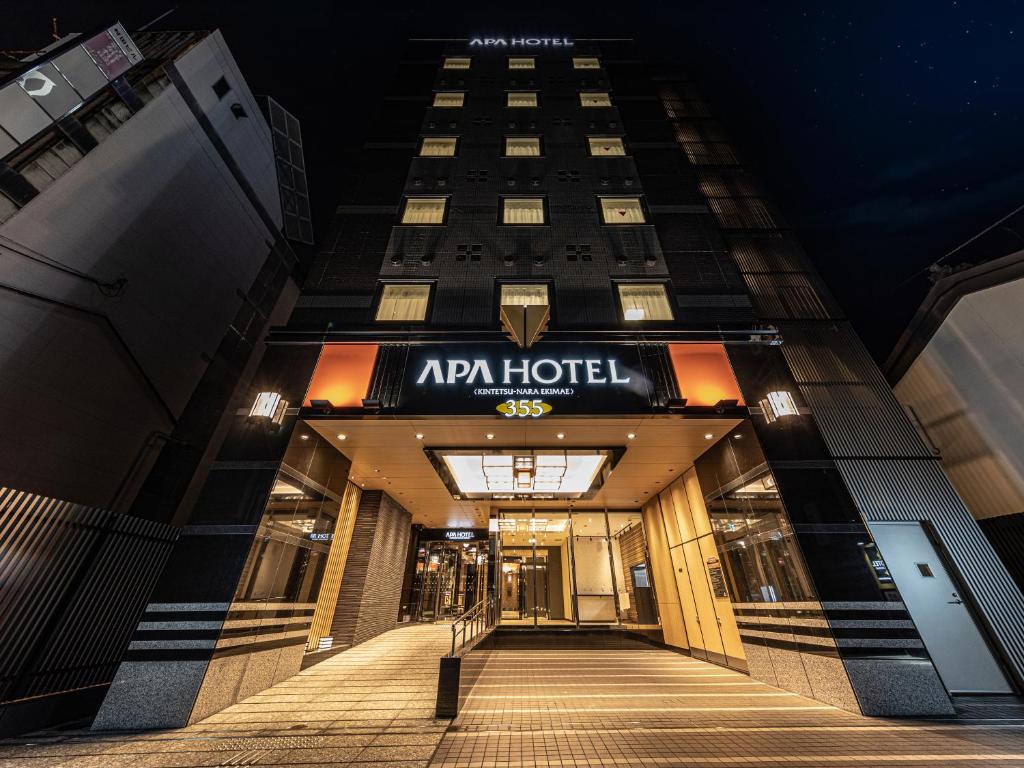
[
  {"xmin": 469, "ymin": 37, "xmax": 573, "ymax": 47},
  {"xmin": 399, "ymin": 342, "xmax": 652, "ymax": 416}
]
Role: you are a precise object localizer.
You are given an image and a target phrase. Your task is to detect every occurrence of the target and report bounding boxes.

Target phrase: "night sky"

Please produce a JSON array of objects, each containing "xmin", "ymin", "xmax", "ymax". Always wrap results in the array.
[{"xmin": 4, "ymin": 1, "xmax": 1022, "ymax": 361}]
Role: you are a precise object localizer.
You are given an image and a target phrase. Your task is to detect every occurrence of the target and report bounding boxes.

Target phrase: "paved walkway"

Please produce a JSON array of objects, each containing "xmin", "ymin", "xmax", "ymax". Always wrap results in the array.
[
  {"xmin": 2, "ymin": 631, "xmax": 1024, "ymax": 767},
  {"xmin": 0, "ymin": 623, "xmax": 453, "ymax": 767},
  {"xmin": 431, "ymin": 646, "xmax": 1024, "ymax": 768}
]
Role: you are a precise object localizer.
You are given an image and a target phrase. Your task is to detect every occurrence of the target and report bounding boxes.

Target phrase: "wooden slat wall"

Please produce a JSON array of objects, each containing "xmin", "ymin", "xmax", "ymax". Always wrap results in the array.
[{"xmin": 305, "ymin": 483, "xmax": 362, "ymax": 651}]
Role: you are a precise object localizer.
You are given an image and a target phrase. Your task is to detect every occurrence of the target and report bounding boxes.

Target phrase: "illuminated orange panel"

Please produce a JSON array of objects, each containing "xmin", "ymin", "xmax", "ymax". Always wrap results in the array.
[
  {"xmin": 668, "ymin": 343, "xmax": 745, "ymax": 407},
  {"xmin": 304, "ymin": 344, "xmax": 379, "ymax": 407}
]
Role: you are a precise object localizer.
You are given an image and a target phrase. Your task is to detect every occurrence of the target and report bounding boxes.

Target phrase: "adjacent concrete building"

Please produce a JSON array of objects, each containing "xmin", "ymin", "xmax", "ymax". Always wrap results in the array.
[{"xmin": 0, "ymin": 23, "xmax": 307, "ymax": 734}]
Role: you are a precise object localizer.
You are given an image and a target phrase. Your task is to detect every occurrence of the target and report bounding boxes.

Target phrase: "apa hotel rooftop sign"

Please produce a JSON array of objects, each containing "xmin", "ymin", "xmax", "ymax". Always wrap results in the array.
[{"xmin": 469, "ymin": 37, "xmax": 574, "ymax": 47}]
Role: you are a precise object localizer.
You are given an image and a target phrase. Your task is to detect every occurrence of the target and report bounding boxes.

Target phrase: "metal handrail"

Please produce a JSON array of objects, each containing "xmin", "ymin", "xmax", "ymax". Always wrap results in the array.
[{"xmin": 449, "ymin": 598, "xmax": 494, "ymax": 657}]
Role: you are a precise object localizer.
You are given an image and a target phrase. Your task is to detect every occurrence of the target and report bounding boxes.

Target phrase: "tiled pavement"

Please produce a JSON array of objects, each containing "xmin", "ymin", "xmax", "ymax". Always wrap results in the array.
[
  {"xmin": 0, "ymin": 623, "xmax": 454, "ymax": 768},
  {"xmin": 430, "ymin": 646, "xmax": 1024, "ymax": 767},
  {"xmin": 2, "ymin": 628, "xmax": 1024, "ymax": 767}
]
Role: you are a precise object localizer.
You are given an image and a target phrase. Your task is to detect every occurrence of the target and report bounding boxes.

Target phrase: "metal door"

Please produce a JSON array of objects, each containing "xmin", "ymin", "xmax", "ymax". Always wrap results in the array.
[{"xmin": 870, "ymin": 522, "xmax": 1012, "ymax": 694}]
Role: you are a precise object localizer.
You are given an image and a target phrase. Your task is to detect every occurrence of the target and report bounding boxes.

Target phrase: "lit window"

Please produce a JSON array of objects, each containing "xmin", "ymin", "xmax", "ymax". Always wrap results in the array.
[
  {"xmin": 588, "ymin": 137, "xmax": 626, "ymax": 156},
  {"xmin": 504, "ymin": 137, "xmax": 542, "ymax": 156},
  {"xmin": 618, "ymin": 284, "xmax": 673, "ymax": 321},
  {"xmin": 502, "ymin": 198, "xmax": 546, "ymax": 225},
  {"xmin": 508, "ymin": 57, "xmax": 535, "ymax": 69},
  {"xmin": 580, "ymin": 92, "xmax": 612, "ymax": 107},
  {"xmin": 433, "ymin": 92, "xmax": 464, "ymax": 107},
  {"xmin": 376, "ymin": 284, "xmax": 431, "ymax": 321},
  {"xmin": 401, "ymin": 197, "xmax": 447, "ymax": 224},
  {"xmin": 600, "ymin": 197, "xmax": 645, "ymax": 224},
  {"xmin": 500, "ymin": 284, "xmax": 548, "ymax": 306},
  {"xmin": 507, "ymin": 92, "xmax": 538, "ymax": 108},
  {"xmin": 420, "ymin": 137, "xmax": 458, "ymax": 157},
  {"xmin": 573, "ymin": 57, "xmax": 600, "ymax": 69},
  {"xmin": 443, "ymin": 57, "xmax": 471, "ymax": 69}
]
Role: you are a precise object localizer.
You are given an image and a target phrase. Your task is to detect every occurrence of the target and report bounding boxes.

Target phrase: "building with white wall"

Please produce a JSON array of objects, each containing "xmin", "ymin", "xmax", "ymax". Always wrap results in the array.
[{"xmin": 887, "ymin": 213, "xmax": 1024, "ymax": 597}]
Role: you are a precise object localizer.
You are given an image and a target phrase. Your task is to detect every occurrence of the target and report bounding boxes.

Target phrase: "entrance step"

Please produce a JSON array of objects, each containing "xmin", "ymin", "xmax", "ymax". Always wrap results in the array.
[{"xmin": 487, "ymin": 625, "xmax": 664, "ymax": 650}]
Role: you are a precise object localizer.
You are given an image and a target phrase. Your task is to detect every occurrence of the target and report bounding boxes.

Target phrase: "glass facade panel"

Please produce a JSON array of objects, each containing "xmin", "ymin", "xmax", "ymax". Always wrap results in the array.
[
  {"xmin": 376, "ymin": 284, "xmax": 430, "ymax": 321},
  {"xmin": 580, "ymin": 91, "xmax": 612, "ymax": 107},
  {"xmin": 500, "ymin": 283, "xmax": 548, "ymax": 306},
  {"xmin": 502, "ymin": 198, "xmax": 545, "ymax": 224},
  {"xmin": 588, "ymin": 137, "xmax": 626, "ymax": 156},
  {"xmin": 618, "ymin": 283, "xmax": 673, "ymax": 321},
  {"xmin": 433, "ymin": 92, "xmax": 464, "ymax": 107},
  {"xmin": 507, "ymin": 92, "xmax": 538, "ymax": 107},
  {"xmin": 420, "ymin": 137, "xmax": 457, "ymax": 156},
  {"xmin": 601, "ymin": 197, "xmax": 646, "ymax": 224},
  {"xmin": 504, "ymin": 136, "xmax": 541, "ymax": 156},
  {"xmin": 401, "ymin": 197, "xmax": 447, "ymax": 224}
]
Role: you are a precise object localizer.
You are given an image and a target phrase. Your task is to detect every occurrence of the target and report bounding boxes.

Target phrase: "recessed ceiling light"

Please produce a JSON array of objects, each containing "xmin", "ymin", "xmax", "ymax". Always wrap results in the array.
[
  {"xmin": 486, "ymin": 433, "xmax": 494, "ymax": 440},
  {"xmin": 704, "ymin": 433, "xmax": 713, "ymax": 440},
  {"xmin": 733, "ymin": 433, "xmax": 743, "ymax": 439},
  {"xmin": 627, "ymin": 432, "xmax": 636, "ymax": 439},
  {"xmin": 299, "ymin": 434, "xmax": 309, "ymax": 440},
  {"xmin": 374, "ymin": 468, "xmax": 380, "ymax": 473},
  {"xmin": 416, "ymin": 433, "xmax": 424, "ymax": 440},
  {"xmin": 556, "ymin": 433, "xmax": 565, "ymax": 439},
  {"xmin": 337, "ymin": 434, "xmax": 346, "ymax": 440}
]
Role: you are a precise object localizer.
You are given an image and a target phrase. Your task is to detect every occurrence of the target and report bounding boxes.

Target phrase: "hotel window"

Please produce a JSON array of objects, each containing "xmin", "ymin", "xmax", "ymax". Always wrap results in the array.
[
  {"xmin": 508, "ymin": 57, "xmax": 535, "ymax": 69},
  {"xmin": 580, "ymin": 91, "xmax": 612, "ymax": 107},
  {"xmin": 419, "ymin": 137, "xmax": 458, "ymax": 157},
  {"xmin": 600, "ymin": 197, "xmax": 646, "ymax": 224},
  {"xmin": 618, "ymin": 284, "xmax": 673, "ymax": 321},
  {"xmin": 507, "ymin": 91, "xmax": 538, "ymax": 108},
  {"xmin": 504, "ymin": 137, "xmax": 542, "ymax": 157},
  {"xmin": 401, "ymin": 197, "xmax": 448, "ymax": 224},
  {"xmin": 573, "ymin": 57, "xmax": 600, "ymax": 69},
  {"xmin": 433, "ymin": 92, "xmax": 464, "ymax": 108},
  {"xmin": 502, "ymin": 198, "xmax": 546, "ymax": 225},
  {"xmin": 443, "ymin": 57, "xmax": 471, "ymax": 69},
  {"xmin": 588, "ymin": 137, "xmax": 626, "ymax": 156},
  {"xmin": 376, "ymin": 284, "xmax": 431, "ymax": 321},
  {"xmin": 500, "ymin": 283, "xmax": 549, "ymax": 306}
]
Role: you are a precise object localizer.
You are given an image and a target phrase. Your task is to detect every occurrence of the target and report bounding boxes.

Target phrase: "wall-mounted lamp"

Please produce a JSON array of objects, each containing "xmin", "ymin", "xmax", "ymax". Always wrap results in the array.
[
  {"xmin": 249, "ymin": 391, "xmax": 287, "ymax": 426},
  {"xmin": 309, "ymin": 399, "xmax": 334, "ymax": 412},
  {"xmin": 759, "ymin": 391, "xmax": 798, "ymax": 423}
]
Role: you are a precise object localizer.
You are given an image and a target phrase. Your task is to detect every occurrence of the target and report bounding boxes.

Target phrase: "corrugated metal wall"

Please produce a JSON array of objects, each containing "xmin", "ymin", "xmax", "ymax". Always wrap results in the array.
[{"xmin": 0, "ymin": 487, "xmax": 177, "ymax": 710}]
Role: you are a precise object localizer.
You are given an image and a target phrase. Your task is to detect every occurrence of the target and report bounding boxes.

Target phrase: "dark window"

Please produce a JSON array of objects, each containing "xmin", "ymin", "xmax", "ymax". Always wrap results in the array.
[{"xmin": 212, "ymin": 77, "xmax": 231, "ymax": 100}]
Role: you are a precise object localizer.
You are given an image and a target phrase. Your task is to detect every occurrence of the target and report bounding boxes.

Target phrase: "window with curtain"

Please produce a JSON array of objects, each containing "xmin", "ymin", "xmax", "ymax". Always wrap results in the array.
[
  {"xmin": 433, "ymin": 92, "xmax": 464, "ymax": 107},
  {"xmin": 580, "ymin": 92, "xmax": 612, "ymax": 107},
  {"xmin": 573, "ymin": 57, "xmax": 600, "ymax": 69},
  {"xmin": 618, "ymin": 284, "xmax": 673, "ymax": 321},
  {"xmin": 588, "ymin": 137, "xmax": 626, "ymax": 156},
  {"xmin": 401, "ymin": 197, "xmax": 448, "ymax": 224},
  {"xmin": 443, "ymin": 57, "xmax": 471, "ymax": 69},
  {"xmin": 420, "ymin": 137, "xmax": 458, "ymax": 157},
  {"xmin": 600, "ymin": 197, "xmax": 645, "ymax": 224},
  {"xmin": 507, "ymin": 92, "xmax": 538, "ymax": 108},
  {"xmin": 376, "ymin": 284, "xmax": 431, "ymax": 321},
  {"xmin": 502, "ymin": 198, "xmax": 546, "ymax": 225},
  {"xmin": 500, "ymin": 284, "xmax": 548, "ymax": 306},
  {"xmin": 508, "ymin": 57, "xmax": 535, "ymax": 69},
  {"xmin": 504, "ymin": 137, "xmax": 542, "ymax": 156}
]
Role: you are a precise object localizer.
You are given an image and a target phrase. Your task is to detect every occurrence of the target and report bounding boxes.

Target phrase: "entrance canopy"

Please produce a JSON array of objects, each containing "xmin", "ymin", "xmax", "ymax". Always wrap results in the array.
[{"xmin": 304, "ymin": 416, "xmax": 743, "ymax": 528}]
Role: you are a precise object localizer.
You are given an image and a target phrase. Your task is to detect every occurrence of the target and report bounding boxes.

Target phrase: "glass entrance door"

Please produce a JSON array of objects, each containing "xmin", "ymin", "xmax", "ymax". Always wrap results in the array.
[{"xmin": 414, "ymin": 541, "xmax": 487, "ymax": 621}]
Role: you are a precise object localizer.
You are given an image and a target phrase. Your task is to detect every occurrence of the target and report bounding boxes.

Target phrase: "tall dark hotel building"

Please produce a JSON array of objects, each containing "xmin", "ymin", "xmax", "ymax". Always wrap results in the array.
[{"xmin": 90, "ymin": 35, "xmax": 1024, "ymax": 728}]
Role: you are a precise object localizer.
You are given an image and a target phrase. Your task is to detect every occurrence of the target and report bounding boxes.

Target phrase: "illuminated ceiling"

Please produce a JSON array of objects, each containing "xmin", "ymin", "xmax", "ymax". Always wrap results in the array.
[{"xmin": 303, "ymin": 416, "xmax": 743, "ymax": 529}]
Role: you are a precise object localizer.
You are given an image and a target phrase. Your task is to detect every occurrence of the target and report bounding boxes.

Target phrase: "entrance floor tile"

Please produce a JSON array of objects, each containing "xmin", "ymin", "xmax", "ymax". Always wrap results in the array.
[{"xmin": 429, "ymin": 647, "xmax": 1024, "ymax": 767}]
